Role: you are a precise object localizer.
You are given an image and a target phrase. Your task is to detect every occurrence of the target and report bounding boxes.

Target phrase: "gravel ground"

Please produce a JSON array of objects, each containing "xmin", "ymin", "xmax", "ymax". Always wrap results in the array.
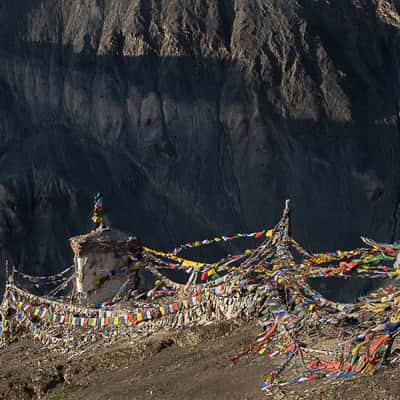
[{"xmin": 1, "ymin": 321, "xmax": 400, "ymax": 400}]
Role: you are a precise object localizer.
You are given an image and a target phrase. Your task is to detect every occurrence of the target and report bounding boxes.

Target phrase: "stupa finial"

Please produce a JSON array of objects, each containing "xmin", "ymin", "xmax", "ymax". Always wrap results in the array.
[{"xmin": 91, "ymin": 192, "xmax": 104, "ymax": 229}]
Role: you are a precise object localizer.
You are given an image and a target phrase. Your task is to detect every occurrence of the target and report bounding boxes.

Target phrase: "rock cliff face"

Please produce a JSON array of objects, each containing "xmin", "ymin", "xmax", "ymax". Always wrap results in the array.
[{"xmin": 0, "ymin": 0, "xmax": 400, "ymax": 277}]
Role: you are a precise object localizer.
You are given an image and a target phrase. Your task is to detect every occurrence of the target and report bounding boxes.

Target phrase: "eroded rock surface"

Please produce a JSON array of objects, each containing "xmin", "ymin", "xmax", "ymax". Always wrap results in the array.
[{"xmin": 0, "ymin": 0, "xmax": 400, "ymax": 276}]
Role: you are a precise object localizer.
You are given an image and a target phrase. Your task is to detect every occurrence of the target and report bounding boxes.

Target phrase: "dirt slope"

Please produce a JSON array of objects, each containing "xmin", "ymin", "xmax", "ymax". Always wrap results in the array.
[{"xmin": 1, "ymin": 321, "xmax": 400, "ymax": 400}]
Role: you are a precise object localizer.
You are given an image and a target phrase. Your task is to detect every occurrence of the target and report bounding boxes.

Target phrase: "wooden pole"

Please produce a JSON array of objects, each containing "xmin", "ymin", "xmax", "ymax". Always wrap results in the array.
[
  {"xmin": 10, "ymin": 264, "xmax": 14, "ymax": 284},
  {"xmin": 0, "ymin": 260, "xmax": 10, "ymax": 343},
  {"xmin": 4, "ymin": 260, "xmax": 8, "ymax": 284},
  {"xmin": 283, "ymin": 199, "xmax": 290, "ymax": 239}
]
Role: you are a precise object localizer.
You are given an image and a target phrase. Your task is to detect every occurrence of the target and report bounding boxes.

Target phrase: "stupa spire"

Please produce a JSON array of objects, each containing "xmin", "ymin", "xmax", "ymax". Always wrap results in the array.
[{"xmin": 91, "ymin": 192, "xmax": 104, "ymax": 229}]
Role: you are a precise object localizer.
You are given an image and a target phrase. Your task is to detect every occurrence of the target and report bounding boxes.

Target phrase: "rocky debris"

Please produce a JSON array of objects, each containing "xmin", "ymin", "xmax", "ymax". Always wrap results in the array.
[
  {"xmin": 0, "ymin": 321, "xmax": 263, "ymax": 400},
  {"xmin": 1, "ymin": 321, "xmax": 400, "ymax": 400}
]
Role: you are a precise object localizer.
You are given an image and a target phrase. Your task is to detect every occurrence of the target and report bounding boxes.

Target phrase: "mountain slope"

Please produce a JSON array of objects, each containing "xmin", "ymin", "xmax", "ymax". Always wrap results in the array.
[{"xmin": 0, "ymin": 0, "xmax": 400, "ymax": 276}]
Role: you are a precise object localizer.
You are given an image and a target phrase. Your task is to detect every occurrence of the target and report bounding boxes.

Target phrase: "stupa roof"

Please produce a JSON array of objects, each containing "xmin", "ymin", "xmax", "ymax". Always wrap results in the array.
[{"xmin": 69, "ymin": 227, "xmax": 141, "ymax": 256}]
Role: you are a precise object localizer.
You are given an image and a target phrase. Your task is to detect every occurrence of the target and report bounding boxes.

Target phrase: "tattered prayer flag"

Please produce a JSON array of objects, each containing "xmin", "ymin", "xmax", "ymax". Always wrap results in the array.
[
  {"xmin": 201, "ymin": 272, "xmax": 208, "ymax": 281},
  {"xmin": 369, "ymin": 335, "xmax": 388, "ymax": 356},
  {"xmin": 24, "ymin": 304, "xmax": 32, "ymax": 313}
]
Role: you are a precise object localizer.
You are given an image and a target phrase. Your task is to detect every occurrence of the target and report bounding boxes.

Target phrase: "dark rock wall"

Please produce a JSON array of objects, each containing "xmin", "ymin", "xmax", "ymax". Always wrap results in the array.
[{"xmin": 0, "ymin": 0, "xmax": 400, "ymax": 277}]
